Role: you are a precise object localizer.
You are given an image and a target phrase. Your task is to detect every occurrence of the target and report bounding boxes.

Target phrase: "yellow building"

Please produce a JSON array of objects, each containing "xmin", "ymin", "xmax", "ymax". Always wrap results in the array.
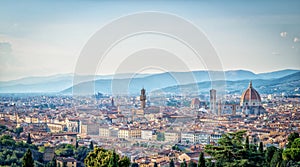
[
  {"xmin": 47, "ymin": 123, "xmax": 64, "ymax": 133},
  {"xmin": 99, "ymin": 126, "xmax": 110, "ymax": 137},
  {"xmin": 129, "ymin": 128, "xmax": 141, "ymax": 139},
  {"xmin": 118, "ymin": 128, "xmax": 130, "ymax": 139}
]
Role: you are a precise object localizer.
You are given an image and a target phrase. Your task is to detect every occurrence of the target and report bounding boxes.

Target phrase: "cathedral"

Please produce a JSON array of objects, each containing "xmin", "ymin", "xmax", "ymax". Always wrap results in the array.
[{"xmin": 240, "ymin": 81, "xmax": 265, "ymax": 115}]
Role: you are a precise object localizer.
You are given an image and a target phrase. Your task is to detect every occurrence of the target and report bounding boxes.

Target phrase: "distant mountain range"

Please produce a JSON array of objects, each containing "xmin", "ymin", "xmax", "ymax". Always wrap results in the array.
[{"xmin": 0, "ymin": 69, "xmax": 299, "ymax": 95}]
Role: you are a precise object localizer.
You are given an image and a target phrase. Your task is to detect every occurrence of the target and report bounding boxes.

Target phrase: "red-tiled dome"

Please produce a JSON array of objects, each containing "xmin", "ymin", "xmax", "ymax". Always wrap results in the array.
[{"xmin": 241, "ymin": 81, "xmax": 261, "ymax": 104}]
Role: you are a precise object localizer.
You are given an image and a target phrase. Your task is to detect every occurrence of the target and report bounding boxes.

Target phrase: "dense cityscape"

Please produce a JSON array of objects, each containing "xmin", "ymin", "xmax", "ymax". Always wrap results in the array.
[{"xmin": 0, "ymin": 80, "xmax": 299, "ymax": 166}]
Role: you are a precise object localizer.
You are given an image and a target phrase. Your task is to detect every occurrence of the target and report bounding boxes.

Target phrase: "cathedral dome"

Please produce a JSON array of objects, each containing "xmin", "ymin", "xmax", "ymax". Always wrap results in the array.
[{"xmin": 240, "ymin": 81, "xmax": 261, "ymax": 106}]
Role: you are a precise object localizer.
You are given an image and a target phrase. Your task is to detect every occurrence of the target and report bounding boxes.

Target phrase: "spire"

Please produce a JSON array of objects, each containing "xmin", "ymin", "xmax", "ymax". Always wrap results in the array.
[{"xmin": 249, "ymin": 80, "xmax": 252, "ymax": 88}]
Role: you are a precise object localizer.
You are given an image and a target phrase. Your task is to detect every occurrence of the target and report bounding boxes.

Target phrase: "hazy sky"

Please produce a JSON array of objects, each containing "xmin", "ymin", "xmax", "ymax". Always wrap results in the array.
[{"xmin": 0, "ymin": 0, "xmax": 300, "ymax": 81}]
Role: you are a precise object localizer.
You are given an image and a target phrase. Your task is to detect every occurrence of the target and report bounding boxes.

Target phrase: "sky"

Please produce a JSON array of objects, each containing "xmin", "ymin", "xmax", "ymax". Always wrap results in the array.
[{"xmin": 0, "ymin": 0, "xmax": 300, "ymax": 81}]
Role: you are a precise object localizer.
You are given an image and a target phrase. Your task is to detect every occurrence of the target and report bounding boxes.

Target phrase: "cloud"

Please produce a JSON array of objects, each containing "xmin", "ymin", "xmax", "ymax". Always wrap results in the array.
[
  {"xmin": 294, "ymin": 37, "xmax": 299, "ymax": 43},
  {"xmin": 280, "ymin": 32, "xmax": 287, "ymax": 37},
  {"xmin": 271, "ymin": 52, "xmax": 280, "ymax": 55}
]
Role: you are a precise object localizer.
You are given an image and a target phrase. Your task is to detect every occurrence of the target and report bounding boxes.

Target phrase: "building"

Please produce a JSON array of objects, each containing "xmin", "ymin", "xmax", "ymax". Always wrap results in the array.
[
  {"xmin": 194, "ymin": 132, "xmax": 210, "ymax": 144},
  {"xmin": 141, "ymin": 129, "xmax": 153, "ymax": 140},
  {"xmin": 190, "ymin": 98, "xmax": 201, "ymax": 109},
  {"xmin": 56, "ymin": 157, "xmax": 78, "ymax": 167},
  {"xmin": 164, "ymin": 131, "xmax": 180, "ymax": 143},
  {"xmin": 43, "ymin": 147, "xmax": 55, "ymax": 162},
  {"xmin": 181, "ymin": 132, "xmax": 195, "ymax": 144},
  {"xmin": 52, "ymin": 132, "xmax": 77, "ymax": 145},
  {"xmin": 210, "ymin": 89, "xmax": 217, "ymax": 114},
  {"xmin": 99, "ymin": 126, "xmax": 110, "ymax": 138},
  {"xmin": 66, "ymin": 118, "xmax": 80, "ymax": 133},
  {"xmin": 80, "ymin": 123, "xmax": 99, "ymax": 135},
  {"xmin": 129, "ymin": 128, "xmax": 141, "ymax": 139},
  {"xmin": 47, "ymin": 123, "xmax": 65, "ymax": 133},
  {"xmin": 140, "ymin": 88, "xmax": 146, "ymax": 109},
  {"xmin": 240, "ymin": 81, "xmax": 265, "ymax": 115},
  {"xmin": 118, "ymin": 127, "xmax": 130, "ymax": 140}
]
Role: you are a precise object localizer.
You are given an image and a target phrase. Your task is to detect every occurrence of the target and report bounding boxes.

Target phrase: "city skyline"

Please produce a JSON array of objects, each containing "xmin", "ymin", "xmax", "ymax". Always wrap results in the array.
[{"xmin": 0, "ymin": 0, "xmax": 300, "ymax": 81}]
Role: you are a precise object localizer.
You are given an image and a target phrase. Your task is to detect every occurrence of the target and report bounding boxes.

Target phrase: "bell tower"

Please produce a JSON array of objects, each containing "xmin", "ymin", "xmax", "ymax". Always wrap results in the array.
[{"xmin": 140, "ymin": 88, "xmax": 146, "ymax": 109}]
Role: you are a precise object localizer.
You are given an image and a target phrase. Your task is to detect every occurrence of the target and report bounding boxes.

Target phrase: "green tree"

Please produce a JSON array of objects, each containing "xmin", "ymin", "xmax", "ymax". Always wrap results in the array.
[
  {"xmin": 46, "ymin": 157, "xmax": 56, "ymax": 167},
  {"xmin": 265, "ymin": 146, "xmax": 277, "ymax": 165},
  {"xmin": 14, "ymin": 127, "xmax": 23, "ymax": 138},
  {"xmin": 131, "ymin": 163, "xmax": 139, "ymax": 167},
  {"xmin": 55, "ymin": 144, "xmax": 75, "ymax": 157},
  {"xmin": 75, "ymin": 146, "xmax": 90, "ymax": 162},
  {"xmin": 85, "ymin": 147, "xmax": 130, "ymax": 167},
  {"xmin": 119, "ymin": 156, "xmax": 130, "ymax": 167},
  {"xmin": 205, "ymin": 130, "xmax": 247, "ymax": 164},
  {"xmin": 291, "ymin": 138, "xmax": 300, "ymax": 148},
  {"xmin": 270, "ymin": 149, "xmax": 283, "ymax": 167},
  {"xmin": 259, "ymin": 142, "xmax": 264, "ymax": 153},
  {"xmin": 286, "ymin": 132, "xmax": 299, "ymax": 148},
  {"xmin": 188, "ymin": 160, "xmax": 197, "ymax": 167},
  {"xmin": 180, "ymin": 159, "xmax": 187, "ymax": 167},
  {"xmin": 26, "ymin": 133, "xmax": 32, "ymax": 144},
  {"xmin": 169, "ymin": 159, "xmax": 175, "ymax": 167},
  {"xmin": 245, "ymin": 136, "xmax": 250, "ymax": 150},
  {"xmin": 22, "ymin": 149, "xmax": 34, "ymax": 167},
  {"xmin": 198, "ymin": 152, "xmax": 205, "ymax": 167},
  {"xmin": 157, "ymin": 132, "xmax": 165, "ymax": 141},
  {"xmin": 108, "ymin": 150, "xmax": 119, "ymax": 167},
  {"xmin": 89, "ymin": 141, "xmax": 94, "ymax": 150},
  {"xmin": 283, "ymin": 138, "xmax": 300, "ymax": 162},
  {"xmin": 75, "ymin": 140, "xmax": 79, "ymax": 149}
]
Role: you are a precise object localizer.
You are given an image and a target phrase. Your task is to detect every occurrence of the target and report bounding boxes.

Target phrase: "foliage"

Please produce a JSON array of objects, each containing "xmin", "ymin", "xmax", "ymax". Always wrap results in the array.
[
  {"xmin": 156, "ymin": 132, "xmax": 165, "ymax": 141},
  {"xmin": 108, "ymin": 150, "xmax": 119, "ymax": 167},
  {"xmin": 169, "ymin": 159, "xmax": 175, "ymax": 167},
  {"xmin": 46, "ymin": 157, "xmax": 56, "ymax": 167},
  {"xmin": 286, "ymin": 132, "xmax": 299, "ymax": 148},
  {"xmin": 0, "ymin": 135, "xmax": 38, "ymax": 166},
  {"xmin": 131, "ymin": 163, "xmax": 139, "ymax": 167},
  {"xmin": 74, "ymin": 146, "xmax": 90, "ymax": 162},
  {"xmin": 84, "ymin": 147, "xmax": 130, "ymax": 167},
  {"xmin": 55, "ymin": 144, "xmax": 75, "ymax": 157},
  {"xmin": 119, "ymin": 156, "xmax": 131, "ymax": 167},
  {"xmin": 204, "ymin": 130, "xmax": 267, "ymax": 166},
  {"xmin": 270, "ymin": 149, "xmax": 283, "ymax": 167},
  {"xmin": 14, "ymin": 127, "xmax": 23, "ymax": 137},
  {"xmin": 26, "ymin": 133, "xmax": 32, "ymax": 144},
  {"xmin": 22, "ymin": 149, "xmax": 34, "ymax": 167},
  {"xmin": 259, "ymin": 142, "xmax": 264, "ymax": 153},
  {"xmin": 265, "ymin": 146, "xmax": 277, "ymax": 165},
  {"xmin": 198, "ymin": 152, "xmax": 205, "ymax": 167},
  {"xmin": 188, "ymin": 160, "xmax": 197, "ymax": 167},
  {"xmin": 89, "ymin": 141, "xmax": 94, "ymax": 150},
  {"xmin": 180, "ymin": 159, "xmax": 187, "ymax": 167}
]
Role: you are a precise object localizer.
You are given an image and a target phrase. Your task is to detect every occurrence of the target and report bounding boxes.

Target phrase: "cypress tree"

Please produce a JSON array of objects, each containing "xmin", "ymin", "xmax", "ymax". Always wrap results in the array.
[
  {"xmin": 198, "ymin": 152, "xmax": 205, "ymax": 167},
  {"xmin": 259, "ymin": 142, "xmax": 263, "ymax": 153},
  {"xmin": 89, "ymin": 141, "xmax": 94, "ymax": 150},
  {"xmin": 27, "ymin": 133, "xmax": 32, "ymax": 144},
  {"xmin": 245, "ymin": 136, "xmax": 249, "ymax": 150},
  {"xmin": 22, "ymin": 149, "xmax": 34, "ymax": 167},
  {"xmin": 108, "ymin": 150, "xmax": 118, "ymax": 167},
  {"xmin": 169, "ymin": 159, "xmax": 175, "ymax": 167},
  {"xmin": 75, "ymin": 140, "xmax": 79, "ymax": 149}
]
